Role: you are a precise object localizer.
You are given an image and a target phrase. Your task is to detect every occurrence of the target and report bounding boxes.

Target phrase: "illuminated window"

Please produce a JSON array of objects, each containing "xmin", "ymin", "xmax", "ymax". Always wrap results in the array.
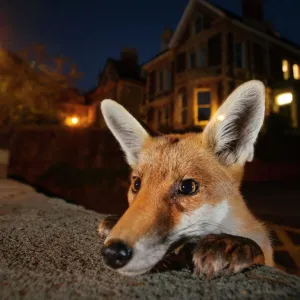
[
  {"xmin": 293, "ymin": 64, "xmax": 300, "ymax": 80},
  {"xmin": 276, "ymin": 93, "xmax": 293, "ymax": 106},
  {"xmin": 282, "ymin": 59, "xmax": 289, "ymax": 80}
]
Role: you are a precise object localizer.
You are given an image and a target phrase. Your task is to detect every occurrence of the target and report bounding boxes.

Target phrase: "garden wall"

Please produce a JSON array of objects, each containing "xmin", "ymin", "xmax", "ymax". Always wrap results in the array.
[{"xmin": 0, "ymin": 127, "xmax": 299, "ymax": 215}]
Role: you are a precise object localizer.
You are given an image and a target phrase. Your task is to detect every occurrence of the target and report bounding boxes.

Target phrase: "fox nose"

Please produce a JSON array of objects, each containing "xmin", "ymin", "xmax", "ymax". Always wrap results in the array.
[{"xmin": 102, "ymin": 239, "xmax": 133, "ymax": 269}]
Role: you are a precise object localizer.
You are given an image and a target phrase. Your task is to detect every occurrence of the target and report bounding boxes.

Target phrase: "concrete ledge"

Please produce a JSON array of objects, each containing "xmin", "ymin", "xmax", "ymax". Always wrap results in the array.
[{"xmin": 0, "ymin": 180, "xmax": 300, "ymax": 299}]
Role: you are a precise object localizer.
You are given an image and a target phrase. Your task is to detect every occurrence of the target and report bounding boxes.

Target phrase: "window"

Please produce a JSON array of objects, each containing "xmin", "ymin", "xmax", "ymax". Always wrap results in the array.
[
  {"xmin": 195, "ymin": 16, "xmax": 203, "ymax": 33},
  {"xmin": 178, "ymin": 88, "xmax": 188, "ymax": 125},
  {"xmin": 189, "ymin": 52, "xmax": 196, "ymax": 68},
  {"xmin": 217, "ymin": 81, "xmax": 223, "ymax": 102},
  {"xmin": 165, "ymin": 69, "xmax": 171, "ymax": 90},
  {"xmin": 149, "ymin": 71, "xmax": 156, "ymax": 99},
  {"xmin": 197, "ymin": 47, "xmax": 207, "ymax": 67},
  {"xmin": 293, "ymin": 64, "xmax": 299, "ymax": 79},
  {"xmin": 165, "ymin": 107, "xmax": 169, "ymax": 124},
  {"xmin": 158, "ymin": 70, "xmax": 164, "ymax": 92},
  {"xmin": 282, "ymin": 59, "xmax": 289, "ymax": 80},
  {"xmin": 275, "ymin": 92, "xmax": 295, "ymax": 127},
  {"xmin": 208, "ymin": 33, "xmax": 222, "ymax": 66},
  {"xmin": 196, "ymin": 91, "xmax": 211, "ymax": 123},
  {"xmin": 176, "ymin": 52, "xmax": 186, "ymax": 73},
  {"xmin": 253, "ymin": 43, "xmax": 265, "ymax": 74},
  {"xmin": 227, "ymin": 33, "xmax": 234, "ymax": 75},
  {"xmin": 235, "ymin": 42, "xmax": 245, "ymax": 68},
  {"xmin": 203, "ymin": 15, "xmax": 212, "ymax": 29},
  {"xmin": 276, "ymin": 93, "xmax": 293, "ymax": 106},
  {"xmin": 158, "ymin": 109, "xmax": 162, "ymax": 124},
  {"xmin": 159, "ymin": 106, "xmax": 170, "ymax": 126}
]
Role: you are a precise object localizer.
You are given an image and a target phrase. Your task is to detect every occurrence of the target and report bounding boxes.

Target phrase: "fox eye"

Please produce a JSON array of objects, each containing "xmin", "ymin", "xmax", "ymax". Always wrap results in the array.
[
  {"xmin": 132, "ymin": 177, "xmax": 141, "ymax": 193},
  {"xmin": 179, "ymin": 179, "xmax": 199, "ymax": 195}
]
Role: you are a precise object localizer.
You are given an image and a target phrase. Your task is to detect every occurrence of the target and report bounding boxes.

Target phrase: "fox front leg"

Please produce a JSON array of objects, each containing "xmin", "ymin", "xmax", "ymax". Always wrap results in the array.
[
  {"xmin": 192, "ymin": 234, "xmax": 265, "ymax": 279},
  {"xmin": 98, "ymin": 215, "xmax": 121, "ymax": 240}
]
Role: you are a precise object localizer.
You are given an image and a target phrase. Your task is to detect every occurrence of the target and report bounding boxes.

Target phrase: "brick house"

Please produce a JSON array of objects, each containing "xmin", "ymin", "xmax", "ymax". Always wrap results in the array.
[
  {"xmin": 142, "ymin": 0, "xmax": 300, "ymax": 132},
  {"xmin": 87, "ymin": 48, "xmax": 145, "ymax": 127}
]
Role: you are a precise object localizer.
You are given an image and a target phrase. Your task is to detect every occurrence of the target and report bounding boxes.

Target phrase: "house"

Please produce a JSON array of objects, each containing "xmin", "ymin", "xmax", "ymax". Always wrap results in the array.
[
  {"xmin": 58, "ymin": 88, "xmax": 94, "ymax": 127},
  {"xmin": 142, "ymin": 0, "xmax": 300, "ymax": 132},
  {"xmin": 87, "ymin": 48, "xmax": 145, "ymax": 127}
]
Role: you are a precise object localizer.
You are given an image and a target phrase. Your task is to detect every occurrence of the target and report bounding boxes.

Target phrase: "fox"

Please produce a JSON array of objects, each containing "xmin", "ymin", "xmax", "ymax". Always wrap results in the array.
[{"xmin": 98, "ymin": 80, "xmax": 274, "ymax": 278}]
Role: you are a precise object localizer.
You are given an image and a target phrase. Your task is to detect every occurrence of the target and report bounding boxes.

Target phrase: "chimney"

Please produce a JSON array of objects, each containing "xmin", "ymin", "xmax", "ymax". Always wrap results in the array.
[
  {"xmin": 161, "ymin": 27, "xmax": 173, "ymax": 51},
  {"xmin": 120, "ymin": 48, "xmax": 138, "ymax": 66},
  {"xmin": 242, "ymin": 0, "xmax": 264, "ymax": 22}
]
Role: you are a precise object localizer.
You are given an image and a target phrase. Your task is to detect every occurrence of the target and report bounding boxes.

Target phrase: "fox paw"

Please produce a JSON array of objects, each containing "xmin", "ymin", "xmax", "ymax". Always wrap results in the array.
[
  {"xmin": 98, "ymin": 215, "xmax": 120, "ymax": 240},
  {"xmin": 193, "ymin": 234, "xmax": 265, "ymax": 279}
]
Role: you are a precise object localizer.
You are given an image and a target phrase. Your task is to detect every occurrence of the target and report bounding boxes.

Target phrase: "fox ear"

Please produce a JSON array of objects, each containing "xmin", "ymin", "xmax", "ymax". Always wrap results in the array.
[
  {"xmin": 203, "ymin": 80, "xmax": 265, "ymax": 166},
  {"xmin": 101, "ymin": 99, "xmax": 150, "ymax": 167}
]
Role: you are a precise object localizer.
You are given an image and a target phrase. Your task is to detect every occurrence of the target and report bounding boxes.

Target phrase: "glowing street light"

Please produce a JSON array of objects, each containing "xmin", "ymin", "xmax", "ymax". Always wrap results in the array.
[
  {"xmin": 71, "ymin": 117, "xmax": 79, "ymax": 125},
  {"xmin": 64, "ymin": 116, "xmax": 80, "ymax": 127}
]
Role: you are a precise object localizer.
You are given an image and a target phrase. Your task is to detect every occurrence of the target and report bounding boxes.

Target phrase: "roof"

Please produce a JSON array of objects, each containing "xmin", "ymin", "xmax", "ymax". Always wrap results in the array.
[
  {"xmin": 142, "ymin": 49, "xmax": 171, "ymax": 68},
  {"xmin": 168, "ymin": 0, "xmax": 300, "ymax": 54},
  {"xmin": 107, "ymin": 58, "xmax": 145, "ymax": 83}
]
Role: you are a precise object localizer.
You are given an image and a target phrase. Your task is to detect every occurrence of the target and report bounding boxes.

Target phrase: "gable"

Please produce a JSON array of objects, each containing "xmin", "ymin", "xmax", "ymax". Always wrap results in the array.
[{"xmin": 169, "ymin": 0, "xmax": 225, "ymax": 48}]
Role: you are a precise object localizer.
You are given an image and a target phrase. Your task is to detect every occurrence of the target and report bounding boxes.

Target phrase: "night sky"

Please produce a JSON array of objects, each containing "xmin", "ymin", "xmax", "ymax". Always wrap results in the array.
[{"xmin": 1, "ymin": 0, "xmax": 299, "ymax": 91}]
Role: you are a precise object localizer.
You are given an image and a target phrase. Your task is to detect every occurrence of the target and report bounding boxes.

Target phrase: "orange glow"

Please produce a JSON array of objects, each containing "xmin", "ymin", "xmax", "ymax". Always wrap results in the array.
[
  {"xmin": 64, "ymin": 116, "xmax": 80, "ymax": 127},
  {"xmin": 282, "ymin": 59, "xmax": 289, "ymax": 80},
  {"xmin": 71, "ymin": 117, "xmax": 78, "ymax": 124}
]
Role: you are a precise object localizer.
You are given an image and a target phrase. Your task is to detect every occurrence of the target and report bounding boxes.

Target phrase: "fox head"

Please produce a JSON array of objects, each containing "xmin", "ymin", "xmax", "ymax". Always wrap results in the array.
[{"xmin": 100, "ymin": 80, "xmax": 265, "ymax": 276}]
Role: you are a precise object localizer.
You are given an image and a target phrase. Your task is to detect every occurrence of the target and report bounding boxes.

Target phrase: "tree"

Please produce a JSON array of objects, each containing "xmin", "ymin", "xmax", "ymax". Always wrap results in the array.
[{"xmin": 0, "ymin": 44, "xmax": 82, "ymax": 125}]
